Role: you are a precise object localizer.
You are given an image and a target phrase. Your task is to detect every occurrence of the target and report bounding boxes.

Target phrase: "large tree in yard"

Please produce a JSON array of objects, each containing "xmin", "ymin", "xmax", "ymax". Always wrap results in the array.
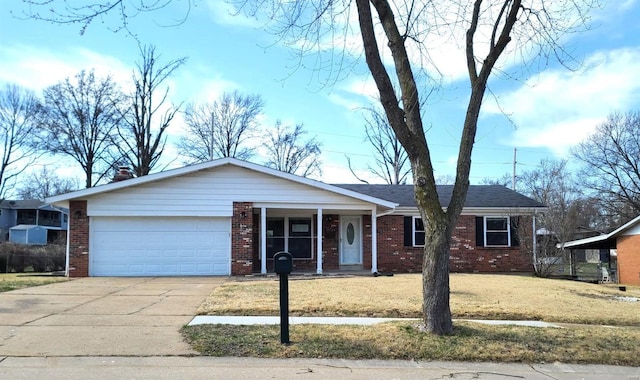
[{"xmin": 23, "ymin": 0, "xmax": 597, "ymax": 335}]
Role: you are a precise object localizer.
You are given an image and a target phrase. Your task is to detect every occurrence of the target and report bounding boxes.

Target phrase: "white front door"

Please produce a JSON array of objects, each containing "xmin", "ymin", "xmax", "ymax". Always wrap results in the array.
[{"xmin": 340, "ymin": 216, "xmax": 362, "ymax": 265}]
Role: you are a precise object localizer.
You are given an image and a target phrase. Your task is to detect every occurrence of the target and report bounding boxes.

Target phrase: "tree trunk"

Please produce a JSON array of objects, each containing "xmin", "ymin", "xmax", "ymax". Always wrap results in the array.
[{"xmin": 421, "ymin": 215, "xmax": 453, "ymax": 334}]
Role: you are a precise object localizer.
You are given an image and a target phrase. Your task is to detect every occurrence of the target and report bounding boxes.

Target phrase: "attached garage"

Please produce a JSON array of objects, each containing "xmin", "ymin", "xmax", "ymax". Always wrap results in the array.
[{"xmin": 90, "ymin": 217, "xmax": 231, "ymax": 276}]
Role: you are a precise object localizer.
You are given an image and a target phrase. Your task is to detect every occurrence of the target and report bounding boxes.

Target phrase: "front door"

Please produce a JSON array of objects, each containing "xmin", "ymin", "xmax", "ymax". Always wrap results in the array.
[{"xmin": 340, "ymin": 216, "xmax": 362, "ymax": 265}]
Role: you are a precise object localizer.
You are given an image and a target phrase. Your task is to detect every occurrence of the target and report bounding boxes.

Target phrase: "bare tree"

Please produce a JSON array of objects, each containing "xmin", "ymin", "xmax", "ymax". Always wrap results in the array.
[
  {"xmin": 517, "ymin": 159, "xmax": 582, "ymax": 276},
  {"xmin": 572, "ymin": 111, "xmax": 640, "ymax": 226},
  {"xmin": 264, "ymin": 121, "xmax": 322, "ymax": 177},
  {"xmin": 22, "ymin": 0, "xmax": 598, "ymax": 336},
  {"xmin": 480, "ymin": 173, "xmax": 512, "ymax": 187},
  {"xmin": 349, "ymin": 108, "xmax": 410, "ymax": 184},
  {"xmin": 17, "ymin": 167, "xmax": 79, "ymax": 200},
  {"xmin": 0, "ymin": 84, "xmax": 41, "ymax": 198},
  {"xmin": 179, "ymin": 91, "xmax": 263, "ymax": 163},
  {"xmin": 115, "ymin": 45, "xmax": 186, "ymax": 177},
  {"xmin": 40, "ymin": 70, "xmax": 123, "ymax": 188}
]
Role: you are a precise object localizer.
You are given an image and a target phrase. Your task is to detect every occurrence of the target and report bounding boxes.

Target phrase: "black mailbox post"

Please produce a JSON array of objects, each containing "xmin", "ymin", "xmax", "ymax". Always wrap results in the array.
[{"xmin": 273, "ymin": 251, "xmax": 293, "ymax": 344}]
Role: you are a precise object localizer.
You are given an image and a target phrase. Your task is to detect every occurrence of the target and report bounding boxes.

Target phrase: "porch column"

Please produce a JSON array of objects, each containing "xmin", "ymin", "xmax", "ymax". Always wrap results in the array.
[
  {"xmin": 316, "ymin": 208, "xmax": 323, "ymax": 274},
  {"xmin": 371, "ymin": 207, "xmax": 378, "ymax": 273},
  {"xmin": 261, "ymin": 207, "xmax": 267, "ymax": 274},
  {"xmin": 532, "ymin": 212, "xmax": 537, "ymax": 272}
]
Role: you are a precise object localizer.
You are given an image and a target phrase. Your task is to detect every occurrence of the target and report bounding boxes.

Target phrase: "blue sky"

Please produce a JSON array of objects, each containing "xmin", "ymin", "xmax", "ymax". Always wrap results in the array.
[{"xmin": 2, "ymin": 1, "xmax": 640, "ymax": 190}]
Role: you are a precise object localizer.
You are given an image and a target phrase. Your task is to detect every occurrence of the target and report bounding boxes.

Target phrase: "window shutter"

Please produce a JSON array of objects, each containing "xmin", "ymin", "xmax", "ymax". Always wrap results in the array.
[
  {"xmin": 475, "ymin": 217, "xmax": 484, "ymax": 246},
  {"xmin": 510, "ymin": 217, "xmax": 520, "ymax": 247},
  {"xmin": 404, "ymin": 216, "xmax": 413, "ymax": 246}
]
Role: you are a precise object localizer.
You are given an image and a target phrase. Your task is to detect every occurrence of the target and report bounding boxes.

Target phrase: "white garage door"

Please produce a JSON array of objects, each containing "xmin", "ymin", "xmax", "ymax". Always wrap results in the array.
[{"xmin": 90, "ymin": 217, "xmax": 230, "ymax": 276}]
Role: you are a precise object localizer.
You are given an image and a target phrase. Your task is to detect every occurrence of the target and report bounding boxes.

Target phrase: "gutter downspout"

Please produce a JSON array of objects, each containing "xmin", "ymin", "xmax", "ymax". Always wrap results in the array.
[{"xmin": 65, "ymin": 216, "xmax": 70, "ymax": 277}]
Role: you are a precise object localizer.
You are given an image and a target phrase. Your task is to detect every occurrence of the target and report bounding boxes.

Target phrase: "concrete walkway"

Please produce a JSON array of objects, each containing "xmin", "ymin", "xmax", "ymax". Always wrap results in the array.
[{"xmin": 189, "ymin": 315, "xmax": 564, "ymax": 328}]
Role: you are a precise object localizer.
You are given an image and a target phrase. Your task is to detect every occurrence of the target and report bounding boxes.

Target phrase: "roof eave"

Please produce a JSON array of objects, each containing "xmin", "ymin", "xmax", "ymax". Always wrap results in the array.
[
  {"xmin": 393, "ymin": 206, "xmax": 547, "ymax": 214},
  {"xmin": 45, "ymin": 158, "xmax": 398, "ymax": 209}
]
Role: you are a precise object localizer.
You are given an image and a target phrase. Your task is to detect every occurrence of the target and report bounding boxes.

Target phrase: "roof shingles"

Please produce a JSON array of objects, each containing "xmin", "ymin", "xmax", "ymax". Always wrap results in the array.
[{"xmin": 333, "ymin": 184, "xmax": 545, "ymax": 209}]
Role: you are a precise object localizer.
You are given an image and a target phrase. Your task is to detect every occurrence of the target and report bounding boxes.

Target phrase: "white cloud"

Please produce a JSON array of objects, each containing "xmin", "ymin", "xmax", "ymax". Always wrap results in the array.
[
  {"xmin": 319, "ymin": 162, "xmax": 388, "ymax": 184},
  {"xmin": 344, "ymin": 78, "xmax": 379, "ymax": 100},
  {"xmin": 0, "ymin": 44, "xmax": 131, "ymax": 91},
  {"xmin": 486, "ymin": 47, "xmax": 640, "ymax": 155}
]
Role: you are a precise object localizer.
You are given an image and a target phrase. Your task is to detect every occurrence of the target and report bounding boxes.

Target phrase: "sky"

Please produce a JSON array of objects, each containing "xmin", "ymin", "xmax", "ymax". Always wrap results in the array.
[{"xmin": 1, "ymin": 0, "xmax": 640, "ymax": 194}]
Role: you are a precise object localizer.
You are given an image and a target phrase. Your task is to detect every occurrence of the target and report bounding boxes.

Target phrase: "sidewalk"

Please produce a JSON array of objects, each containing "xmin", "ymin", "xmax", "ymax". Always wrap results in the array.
[
  {"xmin": 189, "ymin": 315, "xmax": 564, "ymax": 328},
  {"xmin": 1, "ymin": 356, "xmax": 638, "ymax": 380}
]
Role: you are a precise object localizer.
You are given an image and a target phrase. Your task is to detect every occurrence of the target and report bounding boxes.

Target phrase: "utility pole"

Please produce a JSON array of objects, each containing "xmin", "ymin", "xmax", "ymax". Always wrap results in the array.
[{"xmin": 512, "ymin": 148, "xmax": 517, "ymax": 190}]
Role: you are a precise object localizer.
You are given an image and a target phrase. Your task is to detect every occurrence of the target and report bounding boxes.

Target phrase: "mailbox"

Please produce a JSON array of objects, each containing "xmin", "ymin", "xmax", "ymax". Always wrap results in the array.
[{"xmin": 273, "ymin": 251, "xmax": 293, "ymax": 275}]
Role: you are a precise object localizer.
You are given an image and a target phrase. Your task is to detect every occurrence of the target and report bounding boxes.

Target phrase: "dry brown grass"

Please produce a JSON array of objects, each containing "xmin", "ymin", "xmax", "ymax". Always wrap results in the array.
[
  {"xmin": 197, "ymin": 273, "xmax": 640, "ymax": 326},
  {"xmin": 0, "ymin": 273, "xmax": 67, "ymax": 292},
  {"xmin": 182, "ymin": 321, "xmax": 640, "ymax": 365}
]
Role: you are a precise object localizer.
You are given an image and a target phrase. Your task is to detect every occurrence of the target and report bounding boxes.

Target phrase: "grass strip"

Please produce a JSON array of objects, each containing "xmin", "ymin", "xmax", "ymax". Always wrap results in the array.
[{"xmin": 181, "ymin": 321, "xmax": 640, "ymax": 365}]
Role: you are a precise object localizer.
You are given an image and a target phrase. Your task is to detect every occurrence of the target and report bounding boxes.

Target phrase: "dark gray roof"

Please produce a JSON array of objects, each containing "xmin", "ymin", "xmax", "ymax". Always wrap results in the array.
[
  {"xmin": 0, "ymin": 199, "xmax": 46, "ymax": 209},
  {"xmin": 333, "ymin": 184, "xmax": 546, "ymax": 209}
]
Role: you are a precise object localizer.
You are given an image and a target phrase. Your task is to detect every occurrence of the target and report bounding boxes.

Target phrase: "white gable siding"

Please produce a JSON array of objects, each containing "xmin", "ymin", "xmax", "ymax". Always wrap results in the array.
[
  {"xmin": 87, "ymin": 165, "xmax": 372, "ymax": 217},
  {"xmin": 622, "ymin": 223, "xmax": 640, "ymax": 236}
]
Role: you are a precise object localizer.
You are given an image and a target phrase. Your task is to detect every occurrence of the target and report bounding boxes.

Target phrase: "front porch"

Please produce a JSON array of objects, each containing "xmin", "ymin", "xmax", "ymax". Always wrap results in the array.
[{"xmin": 232, "ymin": 202, "xmax": 382, "ymax": 275}]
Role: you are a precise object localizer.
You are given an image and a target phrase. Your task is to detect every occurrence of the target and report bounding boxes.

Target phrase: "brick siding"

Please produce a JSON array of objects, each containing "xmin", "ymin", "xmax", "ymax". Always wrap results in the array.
[
  {"xmin": 231, "ymin": 202, "xmax": 254, "ymax": 275},
  {"xmin": 68, "ymin": 200, "xmax": 89, "ymax": 277},
  {"xmin": 616, "ymin": 234, "xmax": 640, "ymax": 286},
  {"xmin": 67, "ymin": 199, "xmax": 534, "ymax": 277},
  {"xmin": 375, "ymin": 214, "xmax": 533, "ymax": 273}
]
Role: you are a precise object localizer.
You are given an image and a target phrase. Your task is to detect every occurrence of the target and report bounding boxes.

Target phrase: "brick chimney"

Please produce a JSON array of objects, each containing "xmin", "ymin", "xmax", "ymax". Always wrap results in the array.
[{"xmin": 113, "ymin": 166, "xmax": 134, "ymax": 182}]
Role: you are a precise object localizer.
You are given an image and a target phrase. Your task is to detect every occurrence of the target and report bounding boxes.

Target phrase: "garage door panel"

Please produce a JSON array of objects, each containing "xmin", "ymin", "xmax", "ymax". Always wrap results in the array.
[{"xmin": 91, "ymin": 217, "xmax": 230, "ymax": 276}]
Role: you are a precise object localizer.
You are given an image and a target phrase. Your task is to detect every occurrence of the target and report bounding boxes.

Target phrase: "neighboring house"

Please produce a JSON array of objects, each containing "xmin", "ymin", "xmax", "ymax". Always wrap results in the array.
[
  {"xmin": 0, "ymin": 200, "xmax": 69, "ymax": 244},
  {"xmin": 46, "ymin": 158, "xmax": 545, "ymax": 277},
  {"xmin": 561, "ymin": 215, "xmax": 640, "ymax": 286},
  {"xmin": 9, "ymin": 225, "xmax": 48, "ymax": 245}
]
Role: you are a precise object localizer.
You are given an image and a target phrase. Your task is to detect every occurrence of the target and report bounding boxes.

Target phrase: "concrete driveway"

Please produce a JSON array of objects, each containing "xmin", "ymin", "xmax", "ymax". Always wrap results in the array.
[{"xmin": 0, "ymin": 277, "xmax": 225, "ymax": 356}]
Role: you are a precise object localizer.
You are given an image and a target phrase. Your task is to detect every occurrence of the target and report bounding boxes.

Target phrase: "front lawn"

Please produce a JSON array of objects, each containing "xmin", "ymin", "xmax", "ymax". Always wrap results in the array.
[
  {"xmin": 0, "ymin": 273, "xmax": 67, "ymax": 292},
  {"xmin": 196, "ymin": 273, "xmax": 640, "ymax": 326},
  {"xmin": 183, "ymin": 273, "xmax": 640, "ymax": 364}
]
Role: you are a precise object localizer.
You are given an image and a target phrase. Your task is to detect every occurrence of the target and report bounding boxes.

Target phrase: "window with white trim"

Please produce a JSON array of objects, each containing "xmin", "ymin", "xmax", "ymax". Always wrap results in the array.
[
  {"xmin": 413, "ymin": 216, "xmax": 425, "ymax": 246},
  {"xmin": 484, "ymin": 216, "xmax": 510, "ymax": 246},
  {"xmin": 266, "ymin": 217, "xmax": 313, "ymax": 259}
]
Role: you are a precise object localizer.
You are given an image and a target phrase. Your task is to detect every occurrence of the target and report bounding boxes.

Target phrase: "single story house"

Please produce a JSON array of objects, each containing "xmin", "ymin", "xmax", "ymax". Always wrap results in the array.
[
  {"xmin": 0, "ymin": 200, "xmax": 68, "ymax": 243},
  {"xmin": 561, "ymin": 215, "xmax": 640, "ymax": 286},
  {"xmin": 46, "ymin": 158, "xmax": 545, "ymax": 277}
]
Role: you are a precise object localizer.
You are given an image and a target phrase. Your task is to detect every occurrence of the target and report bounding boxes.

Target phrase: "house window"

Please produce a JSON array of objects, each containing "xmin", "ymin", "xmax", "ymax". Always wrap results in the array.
[
  {"xmin": 413, "ymin": 216, "xmax": 425, "ymax": 246},
  {"xmin": 266, "ymin": 217, "xmax": 313, "ymax": 259},
  {"xmin": 288, "ymin": 218, "xmax": 312, "ymax": 259},
  {"xmin": 484, "ymin": 216, "xmax": 510, "ymax": 246}
]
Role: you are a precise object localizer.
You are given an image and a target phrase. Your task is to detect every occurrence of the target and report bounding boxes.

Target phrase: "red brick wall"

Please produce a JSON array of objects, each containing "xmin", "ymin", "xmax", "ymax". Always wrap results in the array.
[
  {"xmin": 375, "ymin": 214, "xmax": 533, "ymax": 274},
  {"xmin": 363, "ymin": 215, "xmax": 372, "ymax": 270},
  {"xmin": 231, "ymin": 202, "xmax": 253, "ymax": 275},
  {"xmin": 376, "ymin": 215, "xmax": 423, "ymax": 273},
  {"xmin": 68, "ymin": 200, "xmax": 89, "ymax": 277},
  {"xmin": 617, "ymin": 234, "xmax": 640, "ymax": 286}
]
